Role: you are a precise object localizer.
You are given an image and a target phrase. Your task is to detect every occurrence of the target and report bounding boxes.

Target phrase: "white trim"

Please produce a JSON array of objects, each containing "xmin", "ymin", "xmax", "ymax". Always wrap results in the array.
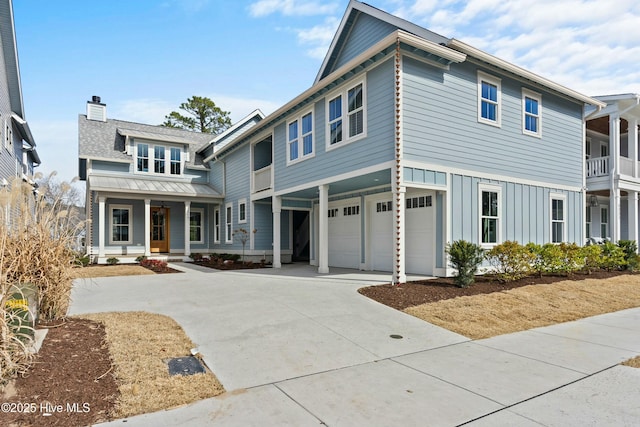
[
  {"xmin": 225, "ymin": 203, "xmax": 233, "ymax": 244},
  {"xmin": 477, "ymin": 71, "xmax": 501, "ymax": 127},
  {"xmin": 522, "ymin": 88, "xmax": 542, "ymax": 138},
  {"xmin": 133, "ymin": 140, "xmax": 185, "ymax": 177},
  {"xmin": 108, "ymin": 204, "xmax": 133, "ymax": 245},
  {"xmin": 478, "ymin": 183, "xmax": 502, "ymax": 248},
  {"xmin": 213, "ymin": 207, "xmax": 220, "ymax": 244},
  {"xmin": 325, "ymin": 78, "xmax": 367, "ymax": 152},
  {"xmin": 238, "ymin": 198, "xmax": 247, "ymax": 224},
  {"xmin": 189, "ymin": 207, "xmax": 205, "ymax": 244},
  {"xmin": 286, "ymin": 108, "xmax": 315, "ymax": 165},
  {"xmin": 550, "ymin": 193, "xmax": 567, "ymax": 243}
]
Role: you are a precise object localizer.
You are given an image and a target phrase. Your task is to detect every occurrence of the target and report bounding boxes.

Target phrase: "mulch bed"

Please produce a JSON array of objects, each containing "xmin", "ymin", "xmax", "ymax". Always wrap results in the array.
[
  {"xmin": 140, "ymin": 265, "xmax": 182, "ymax": 274},
  {"xmin": 193, "ymin": 260, "xmax": 270, "ymax": 271},
  {"xmin": 358, "ymin": 270, "xmax": 633, "ymax": 310},
  {"xmin": 2, "ymin": 318, "xmax": 119, "ymax": 427}
]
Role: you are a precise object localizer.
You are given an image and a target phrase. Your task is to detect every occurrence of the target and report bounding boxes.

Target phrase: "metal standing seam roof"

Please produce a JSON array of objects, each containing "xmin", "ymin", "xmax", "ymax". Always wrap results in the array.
[{"xmin": 88, "ymin": 175, "xmax": 222, "ymax": 199}]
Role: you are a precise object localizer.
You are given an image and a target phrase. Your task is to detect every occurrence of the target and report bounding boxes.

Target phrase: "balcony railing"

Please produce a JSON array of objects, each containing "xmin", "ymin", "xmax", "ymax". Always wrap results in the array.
[
  {"xmin": 586, "ymin": 156, "xmax": 609, "ymax": 177},
  {"xmin": 253, "ymin": 164, "xmax": 272, "ymax": 192}
]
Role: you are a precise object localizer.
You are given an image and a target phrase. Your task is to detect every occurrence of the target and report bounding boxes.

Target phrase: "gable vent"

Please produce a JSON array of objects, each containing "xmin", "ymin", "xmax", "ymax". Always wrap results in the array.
[{"xmin": 87, "ymin": 96, "xmax": 106, "ymax": 122}]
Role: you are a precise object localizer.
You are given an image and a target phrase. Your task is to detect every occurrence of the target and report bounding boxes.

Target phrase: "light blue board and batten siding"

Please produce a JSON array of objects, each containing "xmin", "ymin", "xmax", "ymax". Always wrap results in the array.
[
  {"xmin": 275, "ymin": 59, "xmax": 395, "ymax": 192},
  {"xmin": 402, "ymin": 57, "xmax": 584, "ymax": 188},
  {"xmin": 450, "ymin": 174, "xmax": 583, "ymax": 245}
]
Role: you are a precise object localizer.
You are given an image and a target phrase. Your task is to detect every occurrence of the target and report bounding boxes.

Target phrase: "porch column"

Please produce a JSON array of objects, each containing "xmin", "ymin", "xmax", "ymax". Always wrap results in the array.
[
  {"xmin": 611, "ymin": 188, "xmax": 621, "ymax": 242},
  {"xmin": 630, "ymin": 118, "xmax": 639, "ymax": 178},
  {"xmin": 318, "ymin": 184, "xmax": 329, "ymax": 274},
  {"xmin": 273, "ymin": 196, "xmax": 282, "ymax": 268},
  {"xmin": 393, "ymin": 186, "xmax": 407, "ymax": 284},
  {"xmin": 184, "ymin": 201, "xmax": 191, "ymax": 257},
  {"xmin": 629, "ymin": 191, "xmax": 638, "ymax": 246},
  {"xmin": 98, "ymin": 196, "xmax": 106, "ymax": 258},
  {"xmin": 144, "ymin": 199, "xmax": 151, "ymax": 256},
  {"xmin": 610, "ymin": 115, "xmax": 621, "ymax": 242}
]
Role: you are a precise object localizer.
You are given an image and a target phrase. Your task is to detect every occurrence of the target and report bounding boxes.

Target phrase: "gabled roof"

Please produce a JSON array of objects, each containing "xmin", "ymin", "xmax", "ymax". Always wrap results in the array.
[
  {"xmin": 315, "ymin": 0, "xmax": 449, "ymax": 83},
  {"xmin": 0, "ymin": 0, "xmax": 24, "ymax": 119},
  {"xmin": 197, "ymin": 109, "xmax": 265, "ymax": 162}
]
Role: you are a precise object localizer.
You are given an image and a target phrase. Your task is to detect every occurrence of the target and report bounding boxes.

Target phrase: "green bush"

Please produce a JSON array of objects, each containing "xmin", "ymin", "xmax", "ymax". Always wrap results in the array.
[
  {"xmin": 617, "ymin": 240, "xmax": 638, "ymax": 271},
  {"xmin": 106, "ymin": 257, "xmax": 120, "ymax": 265},
  {"xmin": 556, "ymin": 242, "xmax": 583, "ymax": 276},
  {"xmin": 74, "ymin": 253, "xmax": 91, "ymax": 267},
  {"xmin": 579, "ymin": 244, "xmax": 602, "ymax": 274},
  {"xmin": 600, "ymin": 241, "xmax": 626, "ymax": 271},
  {"xmin": 135, "ymin": 255, "xmax": 147, "ymax": 263},
  {"xmin": 446, "ymin": 240, "xmax": 484, "ymax": 288},
  {"xmin": 485, "ymin": 241, "xmax": 534, "ymax": 282}
]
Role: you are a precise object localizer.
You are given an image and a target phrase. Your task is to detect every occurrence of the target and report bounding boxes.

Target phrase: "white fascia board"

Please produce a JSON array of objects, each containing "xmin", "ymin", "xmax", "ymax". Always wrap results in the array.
[
  {"xmin": 448, "ymin": 39, "xmax": 607, "ymax": 109},
  {"xmin": 197, "ymin": 109, "xmax": 266, "ymax": 154}
]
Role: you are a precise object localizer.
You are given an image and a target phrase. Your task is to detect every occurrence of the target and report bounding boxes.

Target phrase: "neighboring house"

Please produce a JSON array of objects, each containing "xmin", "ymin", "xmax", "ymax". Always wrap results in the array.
[
  {"xmin": 80, "ymin": 0, "xmax": 606, "ymax": 283},
  {"xmin": 0, "ymin": 0, "xmax": 39, "ymax": 187},
  {"xmin": 584, "ymin": 94, "xmax": 640, "ymax": 244}
]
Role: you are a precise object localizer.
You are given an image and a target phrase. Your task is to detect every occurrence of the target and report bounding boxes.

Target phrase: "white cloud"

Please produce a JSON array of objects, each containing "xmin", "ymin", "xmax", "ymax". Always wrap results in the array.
[
  {"xmin": 294, "ymin": 17, "xmax": 341, "ymax": 59},
  {"xmin": 248, "ymin": 0, "xmax": 340, "ymax": 17}
]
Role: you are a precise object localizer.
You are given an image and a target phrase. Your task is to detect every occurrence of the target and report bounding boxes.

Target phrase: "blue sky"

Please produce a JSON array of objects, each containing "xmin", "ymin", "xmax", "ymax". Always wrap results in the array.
[{"xmin": 13, "ymin": 0, "xmax": 640, "ymax": 184}]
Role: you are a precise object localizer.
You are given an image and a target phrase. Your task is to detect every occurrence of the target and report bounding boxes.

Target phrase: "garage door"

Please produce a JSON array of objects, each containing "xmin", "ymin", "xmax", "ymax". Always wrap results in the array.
[
  {"xmin": 369, "ymin": 199, "xmax": 393, "ymax": 272},
  {"xmin": 405, "ymin": 193, "xmax": 434, "ymax": 275},
  {"xmin": 328, "ymin": 199, "xmax": 361, "ymax": 269}
]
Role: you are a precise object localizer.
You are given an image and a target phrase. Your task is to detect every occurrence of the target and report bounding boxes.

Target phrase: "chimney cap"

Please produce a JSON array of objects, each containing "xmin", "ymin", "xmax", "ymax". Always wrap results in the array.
[{"xmin": 89, "ymin": 95, "xmax": 104, "ymax": 105}]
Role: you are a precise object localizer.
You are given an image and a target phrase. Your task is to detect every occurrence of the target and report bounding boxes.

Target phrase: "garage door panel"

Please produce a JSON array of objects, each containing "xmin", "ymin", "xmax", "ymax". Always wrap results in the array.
[
  {"xmin": 406, "ymin": 193, "xmax": 434, "ymax": 275},
  {"xmin": 369, "ymin": 200, "xmax": 393, "ymax": 272},
  {"xmin": 328, "ymin": 199, "xmax": 360, "ymax": 269}
]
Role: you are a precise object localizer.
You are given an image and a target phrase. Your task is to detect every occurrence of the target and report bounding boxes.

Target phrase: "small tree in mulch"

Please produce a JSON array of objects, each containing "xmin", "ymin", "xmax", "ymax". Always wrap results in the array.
[
  {"xmin": 233, "ymin": 228, "xmax": 257, "ymax": 262},
  {"xmin": 446, "ymin": 240, "xmax": 484, "ymax": 288}
]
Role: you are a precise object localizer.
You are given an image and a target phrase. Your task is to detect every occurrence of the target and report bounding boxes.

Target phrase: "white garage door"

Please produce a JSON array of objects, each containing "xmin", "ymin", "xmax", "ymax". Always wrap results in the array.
[
  {"xmin": 328, "ymin": 199, "xmax": 361, "ymax": 269},
  {"xmin": 369, "ymin": 199, "xmax": 393, "ymax": 272}
]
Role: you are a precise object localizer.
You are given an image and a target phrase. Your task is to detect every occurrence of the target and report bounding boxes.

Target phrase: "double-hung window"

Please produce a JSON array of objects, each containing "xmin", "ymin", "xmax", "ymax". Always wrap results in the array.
[
  {"xmin": 170, "ymin": 147, "xmax": 181, "ymax": 175},
  {"xmin": 238, "ymin": 199, "xmax": 247, "ymax": 223},
  {"xmin": 135, "ymin": 142, "xmax": 183, "ymax": 176},
  {"xmin": 225, "ymin": 203, "xmax": 232, "ymax": 243},
  {"xmin": 586, "ymin": 206, "xmax": 591, "ymax": 239},
  {"xmin": 110, "ymin": 205, "xmax": 132, "ymax": 245},
  {"xmin": 287, "ymin": 111, "xmax": 314, "ymax": 164},
  {"xmin": 154, "ymin": 146, "xmax": 165, "ymax": 174},
  {"xmin": 601, "ymin": 207, "xmax": 608, "ymax": 239},
  {"xmin": 478, "ymin": 72, "xmax": 501, "ymax": 126},
  {"xmin": 551, "ymin": 194, "xmax": 566, "ymax": 243},
  {"xmin": 137, "ymin": 144, "xmax": 149, "ymax": 172},
  {"xmin": 214, "ymin": 208, "xmax": 220, "ymax": 243},
  {"xmin": 190, "ymin": 208, "xmax": 204, "ymax": 243},
  {"xmin": 522, "ymin": 89, "xmax": 541, "ymax": 136},
  {"xmin": 479, "ymin": 184, "xmax": 501, "ymax": 246},
  {"xmin": 327, "ymin": 80, "xmax": 366, "ymax": 149}
]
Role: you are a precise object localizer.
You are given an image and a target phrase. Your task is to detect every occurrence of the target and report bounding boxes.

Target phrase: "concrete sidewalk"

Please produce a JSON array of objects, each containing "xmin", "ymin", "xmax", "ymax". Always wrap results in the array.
[{"xmin": 68, "ymin": 264, "xmax": 640, "ymax": 426}]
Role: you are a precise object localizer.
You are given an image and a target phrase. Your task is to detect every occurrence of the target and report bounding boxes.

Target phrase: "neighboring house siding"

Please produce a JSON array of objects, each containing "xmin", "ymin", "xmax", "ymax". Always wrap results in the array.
[
  {"xmin": 402, "ymin": 57, "xmax": 584, "ymax": 188},
  {"xmin": 275, "ymin": 59, "xmax": 395, "ymax": 191},
  {"xmin": 449, "ymin": 174, "xmax": 583, "ymax": 245},
  {"xmin": 330, "ymin": 13, "xmax": 397, "ymax": 73},
  {"xmin": 0, "ymin": 39, "xmax": 15, "ymax": 181}
]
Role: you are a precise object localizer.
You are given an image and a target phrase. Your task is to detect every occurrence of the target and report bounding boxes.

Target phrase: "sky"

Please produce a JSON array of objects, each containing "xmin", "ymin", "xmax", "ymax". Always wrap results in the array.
[{"xmin": 12, "ymin": 0, "xmax": 640, "ymax": 186}]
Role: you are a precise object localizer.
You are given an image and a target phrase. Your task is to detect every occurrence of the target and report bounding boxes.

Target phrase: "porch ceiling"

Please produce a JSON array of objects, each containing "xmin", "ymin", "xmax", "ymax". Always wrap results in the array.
[
  {"xmin": 88, "ymin": 174, "xmax": 222, "ymax": 200},
  {"xmin": 282, "ymin": 169, "xmax": 391, "ymax": 199},
  {"xmin": 587, "ymin": 116, "xmax": 638, "ymax": 136}
]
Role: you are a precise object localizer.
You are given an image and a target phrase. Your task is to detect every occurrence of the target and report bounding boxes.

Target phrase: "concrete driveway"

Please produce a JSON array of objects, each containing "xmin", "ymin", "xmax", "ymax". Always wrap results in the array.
[{"xmin": 69, "ymin": 263, "xmax": 640, "ymax": 426}]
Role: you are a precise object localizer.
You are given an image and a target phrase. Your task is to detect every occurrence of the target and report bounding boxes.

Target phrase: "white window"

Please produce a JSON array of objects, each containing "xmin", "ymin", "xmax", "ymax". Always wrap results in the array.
[
  {"xmin": 585, "ymin": 137, "xmax": 591, "ymax": 159},
  {"xmin": 214, "ymin": 208, "xmax": 220, "ymax": 243},
  {"xmin": 5, "ymin": 121, "xmax": 12, "ymax": 151},
  {"xmin": 134, "ymin": 142, "xmax": 183, "ymax": 176},
  {"xmin": 600, "ymin": 142, "xmax": 609, "ymax": 158},
  {"xmin": 601, "ymin": 207, "xmax": 608, "ymax": 238},
  {"xmin": 522, "ymin": 89, "xmax": 541, "ymax": 137},
  {"xmin": 551, "ymin": 194, "xmax": 566, "ymax": 243},
  {"xmin": 376, "ymin": 201, "xmax": 392, "ymax": 212},
  {"xmin": 109, "ymin": 204, "xmax": 132, "ymax": 245},
  {"xmin": 343, "ymin": 205, "xmax": 360, "ymax": 216},
  {"xmin": 238, "ymin": 199, "xmax": 247, "ymax": 224},
  {"xmin": 326, "ymin": 80, "xmax": 366, "ymax": 149},
  {"xmin": 225, "ymin": 203, "xmax": 232, "ymax": 243},
  {"xmin": 586, "ymin": 206, "xmax": 591, "ymax": 239},
  {"xmin": 406, "ymin": 195, "xmax": 432, "ymax": 209},
  {"xmin": 287, "ymin": 110, "xmax": 314, "ymax": 164},
  {"xmin": 477, "ymin": 71, "xmax": 501, "ymax": 127},
  {"xmin": 479, "ymin": 183, "xmax": 501, "ymax": 246},
  {"xmin": 190, "ymin": 208, "xmax": 204, "ymax": 244}
]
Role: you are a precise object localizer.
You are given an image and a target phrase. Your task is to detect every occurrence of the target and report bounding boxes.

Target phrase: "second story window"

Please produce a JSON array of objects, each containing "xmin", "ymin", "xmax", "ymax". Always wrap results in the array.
[
  {"xmin": 170, "ymin": 147, "xmax": 181, "ymax": 175},
  {"xmin": 154, "ymin": 146, "xmax": 165, "ymax": 173},
  {"xmin": 523, "ymin": 89, "xmax": 542, "ymax": 137},
  {"xmin": 478, "ymin": 71, "xmax": 501, "ymax": 127},
  {"xmin": 327, "ymin": 80, "xmax": 366, "ymax": 150},
  {"xmin": 137, "ymin": 144, "xmax": 149, "ymax": 172},
  {"xmin": 287, "ymin": 110, "xmax": 314, "ymax": 164},
  {"xmin": 135, "ymin": 142, "xmax": 183, "ymax": 176}
]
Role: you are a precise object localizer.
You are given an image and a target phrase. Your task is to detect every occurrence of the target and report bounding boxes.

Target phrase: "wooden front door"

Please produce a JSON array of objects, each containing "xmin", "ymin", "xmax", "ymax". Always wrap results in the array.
[{"xmin": 151, "ymin": 207, "xmax": 170, "ymax": 253}]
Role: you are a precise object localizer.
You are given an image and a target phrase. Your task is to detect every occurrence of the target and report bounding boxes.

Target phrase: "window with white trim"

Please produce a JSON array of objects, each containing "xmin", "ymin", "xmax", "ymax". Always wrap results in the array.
[
  {"xmin": 522, "ymin": 89, "xmax": 541, "ymax": 136},
  {"xmin": 170, "ymin": 147, "xmax": 181, "ymax": 175},
  {"xmin": 225, "ymin": 203, "xmax": 232, "ymax": 243},
  {"xmin": 109, "ymin": 205, "xmax": 132, "ymax": 244},
  {"xmin": 479, "ymin": 184, "xmax": 501, "ymax": 246},
  {"xmin": 376, "ymin": 201, "xmax": 392, "ymax": 212},
  {"xmin": 551, "ymin": 194, "xmax": 566, "ymax": 243},
  {"xmin": 406, "ymin": 195, "xmax": 432, "ymax": 209},
  {"xmin": 137, "ymin": 143, "xmax": 149, "ymax": 172},
  {"xmin": 601, "ymin": 207, "xmax": 608, "ymax": 238},
  {"xmin": 5, "ymin": 121, "xmax": 12, "ymax": 151},
  {"xmin": 287, "ymin": 110, "xmax": 314, "ymax": 164},
  {"xmin": 154, "ymin": 145, "xmax": 165, "ymax": 174},
  {"xmin": 214, "ymin": 208, "xmax": 220, "ymax": 243},
  {"xmin": 327, "ymin": 80, "xmax": 366, "ymax": 148},
  {"xmin": 134, "ymin": 141, "xmax": 183, "ymax": 176},
  {"xmin": 238, "ymin": 199, "xmax": 247, "ymax": 224},
  {"xmin": 190, "ymin": 208, "xmax": 204, "ymax": 244},
  {"xmin": 478, "ymin": 71, "xmax": 501, "ymax": 126},
  {"xmin": 586, "ymin": 206, "xmax": 591, "ymax": 239}
]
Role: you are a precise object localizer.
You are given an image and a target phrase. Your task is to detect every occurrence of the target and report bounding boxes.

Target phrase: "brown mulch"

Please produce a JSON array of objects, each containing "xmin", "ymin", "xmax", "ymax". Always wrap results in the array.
[
  {"xmin": 2, "ymin": 318, "xmax": 119, "ymax": 427},
  {"xmin": 194, "ymin": 260, "xmax": 270, "ymax": 270},
  {"xmin": 358, "ymin": 269, "xmax": 632, "ymax": 310}
]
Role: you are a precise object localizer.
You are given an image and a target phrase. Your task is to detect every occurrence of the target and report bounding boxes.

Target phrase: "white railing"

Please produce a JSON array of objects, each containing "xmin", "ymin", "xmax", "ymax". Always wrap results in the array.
[
  {"xmin": 619, "ymin": 156, "xmax": 634, "ymax": 176},
  {"xmin": 253, "ymin": 164, "xmax": 272, "ymax": 192},
  {"xmin": 586, "ymin": 156, "xmax": 609, "ymax": 178}
]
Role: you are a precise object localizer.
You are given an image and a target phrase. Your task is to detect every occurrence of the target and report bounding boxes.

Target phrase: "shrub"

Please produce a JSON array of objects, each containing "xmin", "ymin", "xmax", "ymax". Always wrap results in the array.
[
  {"xmin": 556, "ymin": 242, "xmax": 583, "ymax": 276},
  {"xmin": 446, "ymin": 240, "xmax": 484, "ymax": 288},
  {"xmin": 106, "ymin": 257, "xmax": 120, "ymax": 265},
  {"xmin": 135, "ymin": 255, "xmax": 147, "ymax": 263},
  {"xmin": 189, "ymin": 253, "xmax": 204, "ymax": 262},
  {"xmin": 485, "ymin": 240, "xmax": 534, "ymax": 282},
  {"xmin": 600, "ymin": 241, "xmax": 626, "ymax": 271},
  {"xmin": 617, "ymin": 240, "xmax": 638, "ymax": 271},
  {"xmin": 74, "ymin": 252, "xmax": 91, "ymax": 267},
  {"xmin": 579, "ymin": 244, "xmax": 602, "ymax": 274}
]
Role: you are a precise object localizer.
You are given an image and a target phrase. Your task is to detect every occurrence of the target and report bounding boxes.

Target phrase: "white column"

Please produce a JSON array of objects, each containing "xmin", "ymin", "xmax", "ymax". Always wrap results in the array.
[
  {"xmin": 184, "ymin": 201, "xmax": 191, "ymax": 257},
  {"xmin": 393, "ymin": 186, "xmax": 407, "ymax": 284},
  {"xmin": 273, "ymin": 196, "xmax": 282, "ymax": 268},
  {"xmin": 610, "ymin": 115, "xmax": 621, "ymax": 242},
  {"xmin": 628, "ymin": 191, "xmax": 638, "ymax": 246},
  {"xmin": 630, "ymin": 119, "xmax": 639, "ymax": 178},
  {"xmin": 318, "ymin": 184, "xmax": 329, "ymax": 274},
  {"xmin": 144, "ymin": 199, "xmax": 151, "ymax": 256},
  {"xmin": 98, "ymin": 196, "xmax": 106, "ymax": 258}
]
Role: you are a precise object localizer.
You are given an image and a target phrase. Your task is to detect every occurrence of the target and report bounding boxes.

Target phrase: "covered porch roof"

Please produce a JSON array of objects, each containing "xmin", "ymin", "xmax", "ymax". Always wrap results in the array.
[{"xmin": 88, "ymin": 174, "xmax": 223, "ymax": 201}]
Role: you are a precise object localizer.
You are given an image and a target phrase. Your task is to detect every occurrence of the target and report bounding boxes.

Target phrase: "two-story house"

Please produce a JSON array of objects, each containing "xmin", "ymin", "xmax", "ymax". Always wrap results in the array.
[
  {"xmin": 0, "ymin": 0, "xmax": 39, "ymax": 187},
  {"xmin": 584, "ymin": 93, "xmax": 640, "ymax": 245},
  {"xmin": 80, "ymin": 0, "xmax": 605, "ymax": 283}
]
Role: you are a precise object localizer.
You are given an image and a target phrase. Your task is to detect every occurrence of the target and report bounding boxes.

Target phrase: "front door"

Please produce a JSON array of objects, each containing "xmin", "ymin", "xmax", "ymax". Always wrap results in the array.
[{"xmin": 151, "ymin": 207, "xmax": 170, "ymax": 253}]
